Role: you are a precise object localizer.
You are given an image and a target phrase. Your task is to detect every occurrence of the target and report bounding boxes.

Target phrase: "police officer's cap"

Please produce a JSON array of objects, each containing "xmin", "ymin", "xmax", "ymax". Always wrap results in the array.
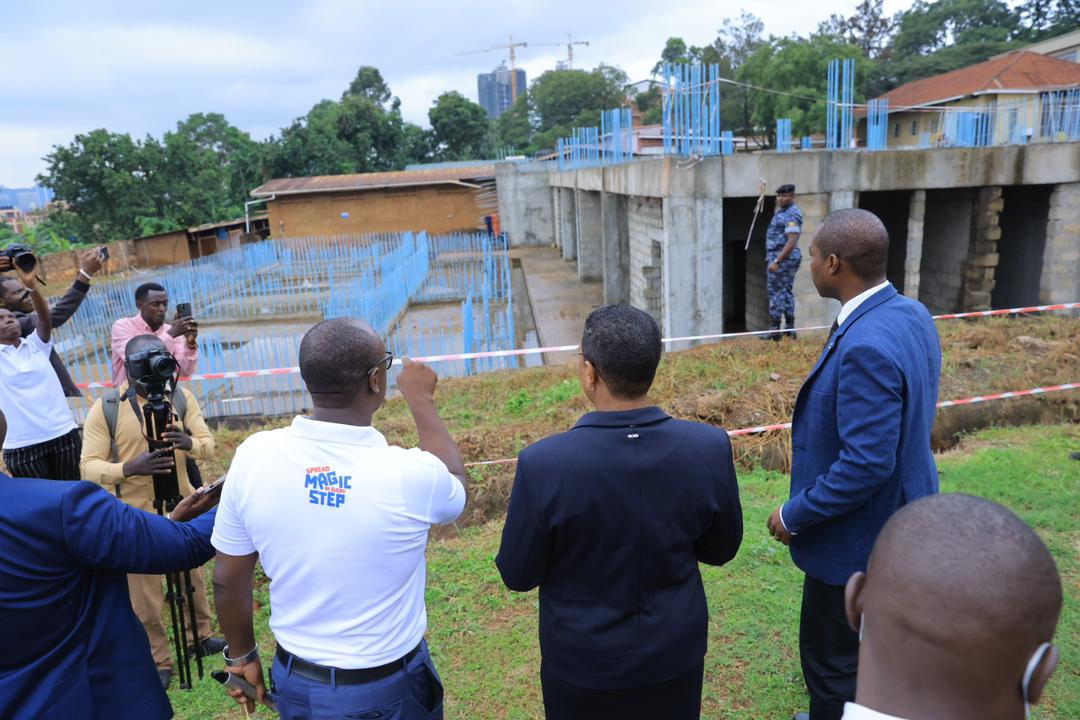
[{"xmin": 776, "ymin": 184, "xmax": 796, "ymax": 194}]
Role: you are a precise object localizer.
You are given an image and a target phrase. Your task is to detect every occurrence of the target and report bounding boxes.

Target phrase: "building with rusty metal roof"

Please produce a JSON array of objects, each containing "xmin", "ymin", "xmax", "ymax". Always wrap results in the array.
[{"xmin": 249, "ymin": 163, "xmax": 497, "ymax": 238}]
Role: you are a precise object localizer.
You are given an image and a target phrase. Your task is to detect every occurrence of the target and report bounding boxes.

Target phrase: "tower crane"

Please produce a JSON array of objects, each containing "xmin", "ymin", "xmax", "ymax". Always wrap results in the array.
[
  {"xmin": 456, "ymin": 35, "xmax": 529, "ymax": 100},
  {"xmin": 533, "ymin": 34, "xmax": 590, "ymax": 70}
]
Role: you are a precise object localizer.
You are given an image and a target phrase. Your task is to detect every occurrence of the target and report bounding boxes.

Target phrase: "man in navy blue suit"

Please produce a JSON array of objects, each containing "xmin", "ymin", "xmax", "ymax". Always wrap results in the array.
[
  {"xmin": 766, "ymin": 209, "xmax": 941, "ymax": 720},
  {"xmin": 497, "ymin": 305, "xmax": 743, "ymax": 720},
  {"xmin": 0, "ymin": 408, "xmax": 221, "ymax": 720}
]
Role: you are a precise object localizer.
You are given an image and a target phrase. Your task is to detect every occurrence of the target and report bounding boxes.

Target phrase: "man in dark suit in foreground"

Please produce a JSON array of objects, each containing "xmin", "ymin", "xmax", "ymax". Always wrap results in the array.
[
  {"xmin": 0, "ymin": 409, "xmax": 222, "ymax": 720},
  {"xmin": 497, "ymin": 305, "xmax": 743, "ymax": 720},
  {"xmin": 766, "ymin": 209, "xmax": 942, "ymax": 720}
]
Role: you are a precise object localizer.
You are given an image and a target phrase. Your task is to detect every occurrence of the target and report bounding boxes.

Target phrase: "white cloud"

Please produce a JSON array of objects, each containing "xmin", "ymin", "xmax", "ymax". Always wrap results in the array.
[
  {"xmin": 2, "ymin": 0, "xmax": 916, "ymax": 185},
  {"xmin": 0, "ymin": 125, "xmax": 86, "ymax": 187}
]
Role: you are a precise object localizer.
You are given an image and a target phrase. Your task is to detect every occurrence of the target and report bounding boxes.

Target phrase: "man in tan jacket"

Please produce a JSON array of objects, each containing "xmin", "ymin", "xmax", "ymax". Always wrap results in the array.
[{"xmin": 81, "ymin": 334, "xmax": 224, "ymax": 689}]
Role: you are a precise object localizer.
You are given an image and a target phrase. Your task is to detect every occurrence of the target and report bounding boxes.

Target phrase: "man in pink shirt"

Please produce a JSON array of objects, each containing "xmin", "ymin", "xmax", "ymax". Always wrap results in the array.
[{"xmin": 111, "ymin": 283, "xmax": 199, "ymax": 388}]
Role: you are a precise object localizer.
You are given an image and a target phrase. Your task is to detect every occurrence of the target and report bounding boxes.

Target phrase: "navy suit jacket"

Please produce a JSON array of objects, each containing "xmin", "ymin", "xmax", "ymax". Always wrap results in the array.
[
  {"xmin": 496, "ymin": 407, "xmax": 743, "ymax": 690},
  {"xmin": 0, "ymin": 476, "xmax": 216, "ymax": 720},
  {"xmin": 784, "ymin": 285, "xmax": 941, "ymax": 585}
]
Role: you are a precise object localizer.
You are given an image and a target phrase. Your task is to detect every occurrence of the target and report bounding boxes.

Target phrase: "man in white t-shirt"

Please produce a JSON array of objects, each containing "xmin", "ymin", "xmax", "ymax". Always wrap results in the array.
[
  {"xmin": 213, "ymin": 317, "xmax": 467, "ymax": 719},
  {"xmin": 0, "ymin": 259, "xmax": 80, "ymax": 479}
]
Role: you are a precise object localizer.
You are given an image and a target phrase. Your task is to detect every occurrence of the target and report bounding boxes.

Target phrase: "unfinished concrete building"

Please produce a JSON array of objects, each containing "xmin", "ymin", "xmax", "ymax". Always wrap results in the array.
[{"xmin": 497, "ymin": 143, "xmax": 1080, "ymax": 338}]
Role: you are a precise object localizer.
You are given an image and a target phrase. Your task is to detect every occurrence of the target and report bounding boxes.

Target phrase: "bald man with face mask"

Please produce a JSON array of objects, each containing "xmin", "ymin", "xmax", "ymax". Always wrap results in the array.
[{"xmin": 842, "ymin": 493, "xmax": 1062, "ymax": 720}]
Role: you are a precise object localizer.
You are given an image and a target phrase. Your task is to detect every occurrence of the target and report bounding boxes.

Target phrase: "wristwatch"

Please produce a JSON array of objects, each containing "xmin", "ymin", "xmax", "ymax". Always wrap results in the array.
[{"xmin": 223, "ymin": 644, "xmax": 259, "ymax": 667}]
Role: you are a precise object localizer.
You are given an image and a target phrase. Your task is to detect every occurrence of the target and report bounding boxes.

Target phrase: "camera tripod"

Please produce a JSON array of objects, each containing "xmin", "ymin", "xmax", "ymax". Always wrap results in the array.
[{"xmin": 140, "ymin": 388, "xmax": 204, "ymax": 689}]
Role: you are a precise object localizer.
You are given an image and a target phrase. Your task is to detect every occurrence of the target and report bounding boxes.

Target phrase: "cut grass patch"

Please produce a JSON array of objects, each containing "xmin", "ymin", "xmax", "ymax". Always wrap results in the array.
[{"xmin": 170, "ymin": 423, "xmax": 1080, "ymax": 719}]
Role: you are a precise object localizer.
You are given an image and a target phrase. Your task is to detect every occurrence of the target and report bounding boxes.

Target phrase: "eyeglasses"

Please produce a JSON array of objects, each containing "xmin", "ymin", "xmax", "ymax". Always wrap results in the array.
[{"xmin": 366, "ymin": 351, "xmax": 394, "ymax": 377}]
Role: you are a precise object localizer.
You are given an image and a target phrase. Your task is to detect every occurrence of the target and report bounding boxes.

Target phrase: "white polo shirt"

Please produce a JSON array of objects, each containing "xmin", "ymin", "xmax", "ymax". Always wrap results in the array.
[
  {"xmin": 0, "ymin": 332, "xmax": 77, "ymax": 449},
  {"xmin": 212, "ymin": 415, "xmax": 466, "ymax": 668}
]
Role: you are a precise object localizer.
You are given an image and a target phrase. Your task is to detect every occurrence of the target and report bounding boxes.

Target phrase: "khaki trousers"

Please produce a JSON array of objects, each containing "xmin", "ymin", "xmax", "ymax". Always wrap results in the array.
[{"xmin": 128, "ymin": 567, "xmax": 214, "ymax": 670}]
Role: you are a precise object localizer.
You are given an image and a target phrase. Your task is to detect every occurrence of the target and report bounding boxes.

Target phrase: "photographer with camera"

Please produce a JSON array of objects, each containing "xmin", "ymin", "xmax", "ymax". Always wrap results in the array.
[
  {"xmin": 0, "ymin": 246, "xmax": 105, "ymax": 398},
  {"xmin": 81, "ymin": 334, "xmax": 224, "ymax": 689},
  {"xmin": 0, "ymin": 253, "xmax": 81, "ymax": 479},
  {"xmin": 111, "ymin": 282, "xmax": 198, "ymax": 388}
]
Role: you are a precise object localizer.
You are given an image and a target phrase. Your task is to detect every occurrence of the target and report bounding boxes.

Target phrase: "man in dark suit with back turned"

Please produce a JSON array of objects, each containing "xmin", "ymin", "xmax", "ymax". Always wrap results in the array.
[
  {"xmin": 0, "ymin": 407, "xmax": 222, "ymax": 720},
  {"xmin": 766, "ymin": 209, "xmax": 942, "ymax": 720},
  {"xmin": 497, "ymin": 305, "xmax": 743, "ymax": 719}
]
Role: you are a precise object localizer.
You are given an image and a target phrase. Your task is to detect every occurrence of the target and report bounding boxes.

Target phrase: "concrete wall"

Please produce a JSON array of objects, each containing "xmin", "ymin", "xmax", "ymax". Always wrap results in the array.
[
  {"xmin": 511, "ymin": 143, "xmax": 1080, "ymax": 335},
  {"xmin": 627, "ymin": 196, "xmax": 664, "ymax": 327},
  {"xmin": 268, "ymin": 185, "xmax": 485, "ymax": 239},
  {"xmin": 920, "ymin": 189, "xmax": 975, "ymax": 313},
  {"xmin": 495, "ymin": 163, "xmax": 555, "ymax": 247},
  {"xmin": 1041, "ymin": 182, "xmax": 1080, "ymax": 304},
  {"xmin": 601, "ymin": 192, "xmax": 630, "ymax": 304},
  {"xmin": 575, "ymin": 190, "xmax": 603, "ymax": 281},
  {"xmin": 543, "ymin": 143, "xmax": 1080, "ymax": 199}
]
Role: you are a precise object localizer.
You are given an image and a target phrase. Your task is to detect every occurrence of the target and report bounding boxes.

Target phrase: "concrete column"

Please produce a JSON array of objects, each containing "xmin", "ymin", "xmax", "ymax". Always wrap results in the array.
[
  {"xmin": 560, "ymin": 188, "xmax": 577, "ymax": 262},
  {"xmin": 1040, "ymin": 182, "xmax": 1080, "ymax": 304},
  {"xmin": 575, "ymin": 190, "xmax": 603, "ymax": 281},
  {"xmin": 551, "ymin": 188, "xmax": 563, "ymax": 250},
  {"xmin": 661, "ymin": 196, "xmax": 724, "ymax": 340},
  {"xmin": 904, "ymin": 190, "xmax": 926, "ymax": 299},
  {"xmin": 961, "ymin": 186, "xmax": 1003, "ymax": 310},
  {"xmin": 829, "ymin": 190, "xmax": 859, "ymax": 212},
  {"xmin": 601, "ymin": 192, "xmax": 630, "ymax": 304},
  {"xmin": 792, "ymin": 193, "xmax": 841, "ymax": 328}
]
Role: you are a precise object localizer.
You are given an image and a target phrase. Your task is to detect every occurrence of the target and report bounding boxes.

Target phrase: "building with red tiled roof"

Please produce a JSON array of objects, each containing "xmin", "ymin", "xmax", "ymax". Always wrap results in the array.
[{"xmin": 864, "ymin": 50, "xmax": 1080, "ymax": 147}]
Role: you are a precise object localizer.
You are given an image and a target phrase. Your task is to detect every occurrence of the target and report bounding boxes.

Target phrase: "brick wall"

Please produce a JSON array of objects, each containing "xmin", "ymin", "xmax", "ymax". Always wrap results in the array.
[
  {"xmin": 961, "ymin": 187, "xmax": 1003, "ymax": 310},
  {"xmin": 628, "ymin": 196, "xmax": 664, "ymax": 327},
  {"xmin": 920, "ymin": 189, "xmax": 975, "ymax": 314},
  {"xmin": 1041, "ymin": 182, "xmax": 1080, "ymax": 304}
]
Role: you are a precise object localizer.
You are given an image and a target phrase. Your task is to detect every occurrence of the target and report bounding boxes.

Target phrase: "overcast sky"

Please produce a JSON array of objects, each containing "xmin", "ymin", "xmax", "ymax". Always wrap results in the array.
[{"xmin": 1, "ymin": 0, "xmax": 911, "ymax": 187}]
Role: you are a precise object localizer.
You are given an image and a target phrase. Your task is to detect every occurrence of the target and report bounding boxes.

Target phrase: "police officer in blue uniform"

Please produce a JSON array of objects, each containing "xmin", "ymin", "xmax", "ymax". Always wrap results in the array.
[{"xmin": 762, "ymin": 183, "xmax": 803, "ymax": 341}]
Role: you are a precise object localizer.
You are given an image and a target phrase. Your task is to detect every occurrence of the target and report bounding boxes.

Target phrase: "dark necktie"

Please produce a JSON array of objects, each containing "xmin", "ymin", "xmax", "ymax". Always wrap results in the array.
[{"xmin": 823, "ymin": 319, "xmax": 839, "ymax": 352}]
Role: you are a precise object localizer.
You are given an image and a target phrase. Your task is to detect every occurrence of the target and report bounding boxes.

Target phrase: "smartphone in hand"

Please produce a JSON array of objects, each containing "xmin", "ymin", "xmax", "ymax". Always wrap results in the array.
[{"xmin": 176, "ymin": 302, "xmax": 192, "ymax": 318}]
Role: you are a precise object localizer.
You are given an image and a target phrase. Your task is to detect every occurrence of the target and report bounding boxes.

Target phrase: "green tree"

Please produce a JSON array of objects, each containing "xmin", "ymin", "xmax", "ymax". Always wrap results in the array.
[
  {"xmin": 738, "ymin": 35, "xmax": 870, "ymax": 143},
  {"xmin": 496, "ymin": 93, "xmax": 535, "ymax": 154},
  {"xmin": 428, "ymin": 91, "xmax": 493, "ymax": 161},
  {"xmin": 268, "ymin": 101, "xmax": 359, "ymax": 177},
  {"xmin": 1015, "ymin": 0, "xmax": 1080, "ymax": 40},
  {"xmin": 891, "ymin": 0, "xmax": 1021, "ymax": 58},
  {"xmin": 37, "ymin": 129, "xmax": 168, "ymax": 243},
  {"xmin": 817, "ymin": 0, "xmax": 896, "ymax": 58},
  {"xmin": 529, "ymin": 65, "xmax": 629, "ymax": 149},
  {"xmin": 346, "ymin": 66, "xmax": 395, "ymax": 108},
  {"xmin": 160, "ymin": 113, "xmax": 263, "ymax": 228}
]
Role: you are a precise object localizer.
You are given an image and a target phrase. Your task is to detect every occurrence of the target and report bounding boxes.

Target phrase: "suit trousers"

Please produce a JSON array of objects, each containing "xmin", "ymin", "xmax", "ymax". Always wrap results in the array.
[
  {"xmin": 799, "ymin": 574, "xmax": 859, "ymax": 720},
  {"xmin": 540, "ymin": 661, "xmax": 704, "ymax": 720},
  {"xmin": 269, "ymin": 640, "xmax": 444, "ymax": 719},
  {"xmin": 128, "ymin": 567, "xmax": 214, "ymax": 669}
]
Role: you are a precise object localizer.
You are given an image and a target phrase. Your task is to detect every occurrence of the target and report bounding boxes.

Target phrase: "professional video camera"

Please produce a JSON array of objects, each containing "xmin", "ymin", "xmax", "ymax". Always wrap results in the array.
[
  {"xmin": 2, "ymin": 243, "xmax": 37, "ymax": 273},
  {"xmin": 126, "ymin": 348, "xmax": 203, "ymax": 688},
  {"xmin": 127, "ymin": 347, "xmax": 177, "ymax": 395}
]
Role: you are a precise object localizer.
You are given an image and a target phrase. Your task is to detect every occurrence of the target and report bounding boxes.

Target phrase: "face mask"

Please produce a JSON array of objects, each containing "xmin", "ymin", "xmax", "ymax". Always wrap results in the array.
[{"xmin": 1022, "ymin": 642, "xmax": 1051, "ymax": 719}]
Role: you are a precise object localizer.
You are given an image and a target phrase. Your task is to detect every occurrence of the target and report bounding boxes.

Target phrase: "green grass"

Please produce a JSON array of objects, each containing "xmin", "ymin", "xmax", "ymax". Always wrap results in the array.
[{"xmin": 170, "ymin": 423, "xmax": 1080, "ymax": 719}]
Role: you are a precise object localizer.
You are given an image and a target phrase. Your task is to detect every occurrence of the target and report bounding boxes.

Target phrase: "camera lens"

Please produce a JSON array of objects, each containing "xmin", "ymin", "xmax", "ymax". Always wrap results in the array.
[
  {"xmin": 149, "ymin": 354, "xmax": 177, "ymax": 378},
  {"xmin": 14, "ymin": 252, "xmax": 36, "ymax": 272}
]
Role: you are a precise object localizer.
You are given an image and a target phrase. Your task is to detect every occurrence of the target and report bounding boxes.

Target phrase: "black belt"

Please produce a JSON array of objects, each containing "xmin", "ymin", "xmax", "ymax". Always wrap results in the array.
[{"xmin": 275, "ymin": 643, "xmax": 421, "ymax": 685}]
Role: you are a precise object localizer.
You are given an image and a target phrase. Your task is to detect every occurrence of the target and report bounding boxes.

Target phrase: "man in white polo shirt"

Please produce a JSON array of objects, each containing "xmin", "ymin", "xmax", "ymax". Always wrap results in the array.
[
  {"xmin": 0, "ymin": 259, "xmax": 80, "ymax": 479},
  {"xmin": 213, "ymin": 317, "xmax": 467, "ymax": 719}
]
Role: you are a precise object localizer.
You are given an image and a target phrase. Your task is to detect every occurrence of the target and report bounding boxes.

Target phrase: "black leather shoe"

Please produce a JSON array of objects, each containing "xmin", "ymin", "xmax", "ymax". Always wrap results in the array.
[
  {"xmin": 190, "ymin": 636, "xmax": 227, "ymax": 657},
  {"xmin": 158, "ymin": 668, "xmax": 172, "ymax": 689}
]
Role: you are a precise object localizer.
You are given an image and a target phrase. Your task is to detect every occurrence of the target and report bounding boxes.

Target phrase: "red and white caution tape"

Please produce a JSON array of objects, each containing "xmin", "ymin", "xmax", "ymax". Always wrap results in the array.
[
  {"xmin": 71, "ymin": 301, "xmax": 1079, "ymax": 390},
  {"xmin": 461, "ymin": 382, "xmax": 1079, "ymax": 468}
]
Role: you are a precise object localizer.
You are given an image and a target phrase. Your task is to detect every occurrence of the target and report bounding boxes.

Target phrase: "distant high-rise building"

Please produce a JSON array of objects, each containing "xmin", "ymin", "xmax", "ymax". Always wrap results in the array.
[{"xmin": 477, "ymin": 62, "xmax": 527, "ymax": 119}]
